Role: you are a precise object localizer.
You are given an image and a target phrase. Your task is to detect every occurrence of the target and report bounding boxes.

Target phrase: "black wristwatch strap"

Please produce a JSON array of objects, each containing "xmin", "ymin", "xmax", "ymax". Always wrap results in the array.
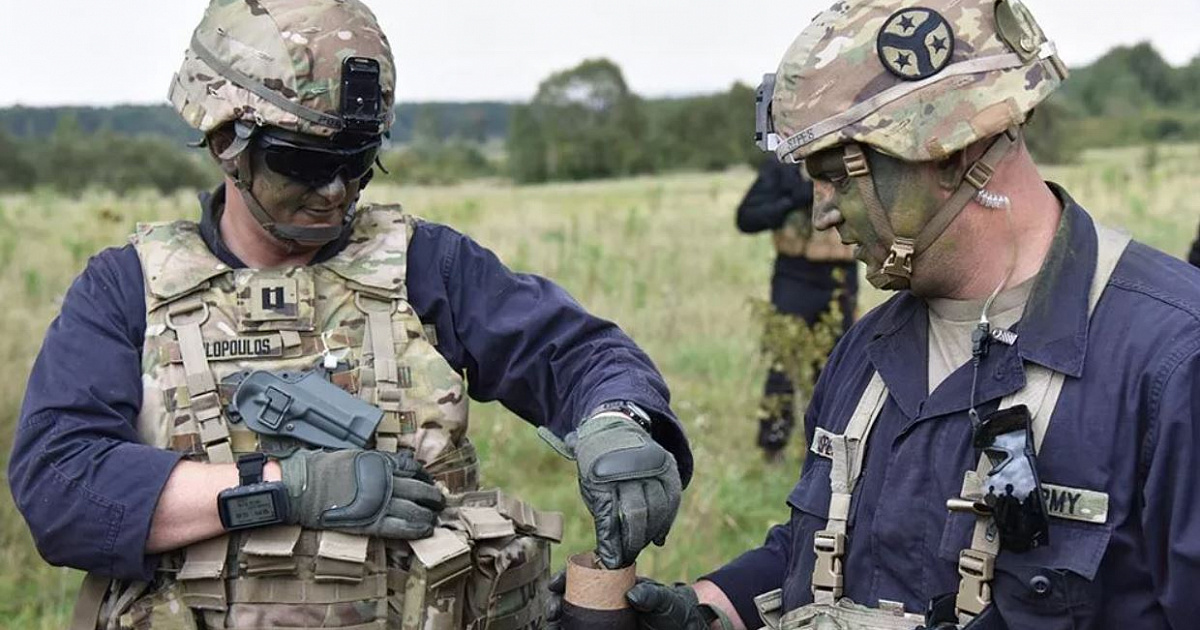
[
  {"xmin": 587, "ymin": 400, "xmax": 653, "ymax": 432},
  {"xmin": 237, "ymin": 452, "xmax": 268, "ymax": 486}
]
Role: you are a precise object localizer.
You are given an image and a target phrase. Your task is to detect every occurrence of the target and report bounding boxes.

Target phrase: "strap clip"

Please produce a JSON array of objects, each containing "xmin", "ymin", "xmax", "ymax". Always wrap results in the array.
[
  {"xmin": 955, "ymin": 548, "xmax": 995, "ymax": 616},
  {"xmin": 882, "ymin": 237, "xmax": 916, "ymax": 278},
  {"xmin": 811, "ymin": 530, "xmax": 846, "ymax": 599},
  {"xmin": 843, "ymin": 145, "xmax": 871, "ymax": 178},
  {"xmin": 964, "ymin": 161, "xmax": 996, "ymax": 190}
]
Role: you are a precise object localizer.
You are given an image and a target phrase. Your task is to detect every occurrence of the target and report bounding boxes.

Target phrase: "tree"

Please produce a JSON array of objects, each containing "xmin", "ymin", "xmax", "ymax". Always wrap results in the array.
[{"xmin": 507, "ymin": 58, "xmax": 651, "ymax": 182}]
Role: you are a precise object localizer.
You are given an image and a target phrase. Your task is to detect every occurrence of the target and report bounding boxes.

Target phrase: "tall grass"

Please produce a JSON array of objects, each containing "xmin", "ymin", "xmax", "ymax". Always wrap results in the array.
[{"xmin": 2, "ymin": 144, "xmax": 1198, "ymax": 627}]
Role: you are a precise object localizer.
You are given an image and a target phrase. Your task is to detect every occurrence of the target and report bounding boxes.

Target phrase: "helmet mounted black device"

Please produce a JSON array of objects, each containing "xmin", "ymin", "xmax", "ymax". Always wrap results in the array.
[
  {"xmin": 755, "ymin": 73, "xmax": 779, "ymax": 152},
  {"xmin": 340, "ymin": 56, "xmax": 385, "ymax": 135}
]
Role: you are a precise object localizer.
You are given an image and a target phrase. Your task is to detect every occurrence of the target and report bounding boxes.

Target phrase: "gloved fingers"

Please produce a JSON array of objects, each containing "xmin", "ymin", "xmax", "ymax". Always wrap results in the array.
[
  {"xmin": 625, "ymin": 580, "xmax": 674, "ymax": 614},
  {"xmin": 386, "ymin": 451, "xmax": 434, "ymax": 483},
  {"xmin": 547, "ymin": 568, "xmax": 567, "ymax": 595},
  {"xmin": 371, "ymin": 514, "xmax": 435, "ymax": 540},
  {"xmin": 645, "ymin": 478, "xmax": 679, "ymax": 547},
  {"xmin": 588, "ymin": 490, "xmax": 625, "ymax": 570},
  {"xmin": 385, "ymin": 497, "xmax": 437, "ymax": 528},
  {"xmin": 391, "ymin": 477, "xmax": 446, "ymax": 511},
  {"xmin": 616, "ymin": 480, "xmax": 650, "ymax": 568},
  {"xmin": 544, "ymin": 570, "xmax": 566, "ymax": 624}
]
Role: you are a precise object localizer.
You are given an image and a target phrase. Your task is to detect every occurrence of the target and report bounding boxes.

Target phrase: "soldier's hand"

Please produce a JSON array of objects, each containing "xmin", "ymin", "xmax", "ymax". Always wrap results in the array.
[
  {"xmin": 545, "ymin": 572, "xmax": 716, "ymax": 630},
  {"xmin": 569, "ymin": 412, "xmax": 682, "ymax": 569},
  {"xmin": 625, "ymin": 580, "xmax": 715, "ymax": 630},
  {"xmin": 278, "ymin": 449, "xmax": 445, "ymax": 539}
]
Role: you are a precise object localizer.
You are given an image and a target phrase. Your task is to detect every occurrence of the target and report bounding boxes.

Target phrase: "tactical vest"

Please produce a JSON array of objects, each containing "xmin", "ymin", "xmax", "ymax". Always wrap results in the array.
[
  {"xmin": 75, "ymin": 205, "xmax": 561, "ymax": 630},
  {"xmin": 752, "ymin": 225, "xmax": 1130, "ymax": 630},
  {"xmin": 772, "ymin": 211, "xmax": 855, "ymax": 262}
]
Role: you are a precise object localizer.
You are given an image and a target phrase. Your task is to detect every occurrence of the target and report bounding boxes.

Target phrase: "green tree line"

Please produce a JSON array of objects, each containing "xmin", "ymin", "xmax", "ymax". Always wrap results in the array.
[{"xmin": 1, "ymin": 42, "xmax": 1196, "ymax": 192}]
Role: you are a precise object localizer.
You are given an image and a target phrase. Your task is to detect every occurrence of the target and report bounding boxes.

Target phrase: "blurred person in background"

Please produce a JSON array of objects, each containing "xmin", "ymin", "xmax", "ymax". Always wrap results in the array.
[
  {"xmin": 7, "ymin": 1, "xmax": 688, "ymax": 628},
  {"xmin": 548, "ymin": 0, "xmax": 1200, "ymax": 628},
  {"xmin": 736, "ymin": 154, "xmax": 857, "ymax": 462}
]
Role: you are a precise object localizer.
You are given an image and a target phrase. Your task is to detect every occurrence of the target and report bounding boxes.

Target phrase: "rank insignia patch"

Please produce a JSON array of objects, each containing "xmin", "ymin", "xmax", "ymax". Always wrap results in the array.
[{"xmin": 876, "ymin": 7, "xmax": 955, "ymax": 81}]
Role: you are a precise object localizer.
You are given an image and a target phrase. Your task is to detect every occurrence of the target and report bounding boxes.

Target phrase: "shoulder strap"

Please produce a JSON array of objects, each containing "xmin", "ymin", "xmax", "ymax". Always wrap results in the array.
[{"xmin": 811, "ymin": 372, "xmax": 886, "ymax": 603}]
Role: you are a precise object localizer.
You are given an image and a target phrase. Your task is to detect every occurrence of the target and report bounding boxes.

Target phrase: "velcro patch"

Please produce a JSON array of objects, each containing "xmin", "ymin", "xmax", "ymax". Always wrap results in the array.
[
  {"xmin": 1041, "ymin": 483, "xmax": 1109, "ymax": 524},
  {"xmin": 810, "ymin": 427, "xmax": 837, "ymax": 460}
]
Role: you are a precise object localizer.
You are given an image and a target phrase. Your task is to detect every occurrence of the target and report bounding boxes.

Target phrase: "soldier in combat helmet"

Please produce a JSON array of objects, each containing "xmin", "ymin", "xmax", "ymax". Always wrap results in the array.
[
  {"xmin": 8, "ymin": 1, "xmax": 688, "ymax": 628},
  {"xmin": 735, "ymin": 154, "xmax": 858, "ymax": 462},
  {"xmin": 546, "ymin": 0, "xmax": 1200, "ymax": 628}
]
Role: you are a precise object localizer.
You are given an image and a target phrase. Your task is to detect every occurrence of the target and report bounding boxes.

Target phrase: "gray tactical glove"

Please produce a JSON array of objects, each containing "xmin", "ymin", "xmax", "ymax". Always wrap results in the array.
[
  {"xmin": 544, "ymin": 571, "xmax": 730, "ymax": 630},
  {"xmin": 278, "ymin": 449, "xmax": 445, "ymax": 539},
  {"xmin": 540, "ymin": 407, "xmax": 682, "ymax": 569}
]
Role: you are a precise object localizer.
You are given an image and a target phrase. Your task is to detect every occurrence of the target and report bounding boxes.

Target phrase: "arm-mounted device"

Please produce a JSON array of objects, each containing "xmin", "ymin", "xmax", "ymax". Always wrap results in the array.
[{"xmin": 217, "ymin": 453, "xmax": 289, "ymax": 531}]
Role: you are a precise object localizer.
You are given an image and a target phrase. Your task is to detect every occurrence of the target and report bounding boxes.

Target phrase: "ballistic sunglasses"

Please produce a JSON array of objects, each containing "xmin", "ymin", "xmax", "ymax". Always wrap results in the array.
[{"xmin": 255, "ymin": 127, "xmax": 382, "ymax": 188}]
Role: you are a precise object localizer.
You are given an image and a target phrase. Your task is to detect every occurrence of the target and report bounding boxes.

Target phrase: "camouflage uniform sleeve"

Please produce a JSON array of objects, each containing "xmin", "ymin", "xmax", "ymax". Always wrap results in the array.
[
  {"xmin": 406, "ymin": 221, "xmax": 693, "ymax": 486},
  {"xmin": 8, "ymin": 245, "xmax": 184, "ymax": 580}
]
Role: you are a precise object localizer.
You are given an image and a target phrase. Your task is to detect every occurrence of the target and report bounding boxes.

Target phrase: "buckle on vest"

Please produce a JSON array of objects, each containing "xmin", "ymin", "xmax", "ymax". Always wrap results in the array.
[
  {"xmin": 955, "ymin": 548, "xmax": 995, "ymax": 617},
  {"xmin": 882, "ymin": 238, "xmax": 916, "ymax": 279},
  {"xmin": 811, "ymin": 530, "xmax": 846, "ymax": 599}
]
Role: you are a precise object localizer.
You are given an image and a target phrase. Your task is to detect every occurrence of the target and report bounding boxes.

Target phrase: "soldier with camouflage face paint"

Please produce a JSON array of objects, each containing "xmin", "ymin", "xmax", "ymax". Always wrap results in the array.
[
  {"xmin": 546, "ymin": 1, "xmax": 1200, "ymax": 629},
  {"xmin": 8, "ymin": 1, "xmax": 690, "ymax": 628}
]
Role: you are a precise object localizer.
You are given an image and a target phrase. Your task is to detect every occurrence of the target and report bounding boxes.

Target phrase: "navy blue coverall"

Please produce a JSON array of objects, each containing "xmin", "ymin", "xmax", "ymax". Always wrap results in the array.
[
  {"xmin": 708, "ymin": 187, "xmax": 1200, "ymax": 629},
  {"xmin": 9, "ymin": 186, "xmax": 692, "ymax": 581}
]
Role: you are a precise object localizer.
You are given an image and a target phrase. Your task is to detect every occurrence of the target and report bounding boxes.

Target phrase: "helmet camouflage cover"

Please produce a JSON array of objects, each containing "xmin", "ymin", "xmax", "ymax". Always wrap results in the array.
[
  {"xmin": 169, "ymin": 0, "xmax": 396, "ymax": 138},
  {"xmin": 772, "ymin": 0, "xmax": 1067, "ymax": 162}
]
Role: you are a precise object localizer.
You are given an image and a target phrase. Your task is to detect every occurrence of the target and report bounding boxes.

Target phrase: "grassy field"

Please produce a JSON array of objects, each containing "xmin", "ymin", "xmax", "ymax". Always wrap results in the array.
[{"xmin": 2, "ymin": 143, "xmax": 1198, "ymax": 627}]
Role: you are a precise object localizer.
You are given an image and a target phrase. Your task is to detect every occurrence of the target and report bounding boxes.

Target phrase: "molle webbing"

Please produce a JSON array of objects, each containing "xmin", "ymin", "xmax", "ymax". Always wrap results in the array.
[
  {"xmin": 359, "ymin": 293, "xmax": 410, "ymax": 453},
  {"xmin": 168, "ymin": 296, "xmax": 233, "ymax": 465}
]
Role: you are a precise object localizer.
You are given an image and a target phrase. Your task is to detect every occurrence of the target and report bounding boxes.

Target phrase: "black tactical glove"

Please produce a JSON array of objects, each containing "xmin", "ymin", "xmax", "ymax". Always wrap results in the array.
[
  {"xmin": 545, "ymin": 572, "xmax": 727, "ymax": 630},
  {"xmin": 541, "ymin": 409, "xmax": 682, "ymax": 569},
  {"xmin": 278, "ymin": 449, "xmax": 445, "ymax": 539}
]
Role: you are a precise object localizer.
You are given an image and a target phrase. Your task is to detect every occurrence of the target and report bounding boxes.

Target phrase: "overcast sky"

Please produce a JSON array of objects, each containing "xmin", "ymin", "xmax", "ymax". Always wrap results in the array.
[{"xmin": 2, "ymin": 1, "xmax": 1197, "ymax": 107}]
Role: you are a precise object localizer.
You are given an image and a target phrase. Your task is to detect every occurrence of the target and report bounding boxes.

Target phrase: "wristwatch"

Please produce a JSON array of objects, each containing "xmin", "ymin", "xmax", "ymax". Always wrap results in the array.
[
  {"xmin": 586, "ymin": 400, "xmax": 654, "ymax": 432},
  {"xmin": 217, "ymin": 453, "xmax": 289, "ymax": 531}
]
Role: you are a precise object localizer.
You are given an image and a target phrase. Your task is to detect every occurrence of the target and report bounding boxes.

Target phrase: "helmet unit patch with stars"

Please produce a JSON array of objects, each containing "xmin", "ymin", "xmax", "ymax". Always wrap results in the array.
[{"xmin": 876, "ymin": 7, "xmax": 955, "ymax": 81}]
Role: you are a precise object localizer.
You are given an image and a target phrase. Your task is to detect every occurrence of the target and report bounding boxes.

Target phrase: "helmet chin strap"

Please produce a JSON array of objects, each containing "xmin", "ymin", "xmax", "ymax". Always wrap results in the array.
[
  {"xmin": 843, "ymin": 127, "xmax": 1021, "ymax": 290},
  {"xmin": 223, "ymin": 122, "xmax": 357, "ymax": 248}
]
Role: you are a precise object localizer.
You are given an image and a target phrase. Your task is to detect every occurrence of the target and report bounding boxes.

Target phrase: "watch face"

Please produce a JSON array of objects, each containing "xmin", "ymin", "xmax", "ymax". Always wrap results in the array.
[{"xmin": 224, "ymin": 491, "xmax": 279, "ymax": 528}]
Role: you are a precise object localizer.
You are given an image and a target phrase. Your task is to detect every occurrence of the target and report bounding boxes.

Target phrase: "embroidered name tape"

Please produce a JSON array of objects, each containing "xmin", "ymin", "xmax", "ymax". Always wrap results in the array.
[
  {"xmin": 1040, "ymin": 483, "xmax": 1109, "ymax": 525},
  {"xmin": 171, "ymin": 334, "xmax": 284, "ymax": 362}
]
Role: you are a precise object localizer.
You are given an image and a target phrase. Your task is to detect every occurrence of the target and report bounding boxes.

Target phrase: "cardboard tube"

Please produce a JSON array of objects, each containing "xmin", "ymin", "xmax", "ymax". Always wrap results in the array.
[{"xmin": 562, "ymin": 552, "xmax": 638, "ymax": 630}]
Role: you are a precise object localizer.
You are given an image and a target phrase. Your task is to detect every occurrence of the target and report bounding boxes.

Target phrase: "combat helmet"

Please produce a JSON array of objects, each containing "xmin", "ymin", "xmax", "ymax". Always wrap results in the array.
[
  {"xmin": 169, "ymin": 0, "xmax": 396, "ymax": 244},
  {"xmin": 756, "ymin": 0, "xmax": 1068, "ymax": 289}
]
